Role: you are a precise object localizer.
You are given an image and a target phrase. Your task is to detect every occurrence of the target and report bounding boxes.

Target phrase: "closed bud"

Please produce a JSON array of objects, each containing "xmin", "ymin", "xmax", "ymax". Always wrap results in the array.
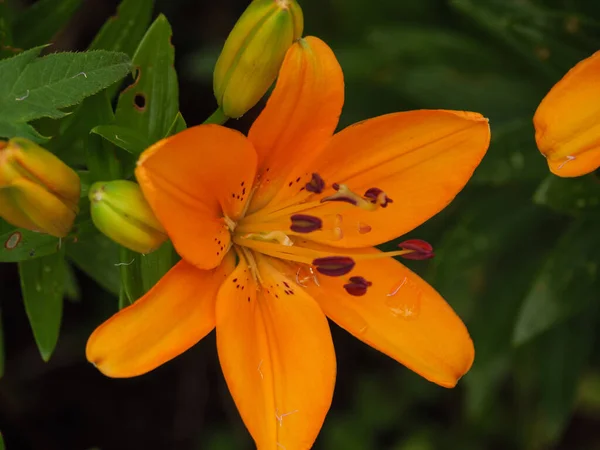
[
  {"xmin": 214, "ymin": 0, "xmax": 303, "ymax": 118},
  {"xmin": 0, "ymin": 138, "xmax": 80, "ymax": 237},
  {"xmin": 90, "ymin": 180, "xmax": 167, "ymax": 254}
]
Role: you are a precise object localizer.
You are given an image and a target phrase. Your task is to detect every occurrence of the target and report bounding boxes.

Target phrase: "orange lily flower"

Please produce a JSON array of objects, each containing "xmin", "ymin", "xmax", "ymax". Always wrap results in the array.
[
  {"xmin": 534, "ymin": 50, "xmax": 600, "ymax": 177},
  {"xmin": 87, "ymin": 37, "xmax": 490, "ymax": 449}
]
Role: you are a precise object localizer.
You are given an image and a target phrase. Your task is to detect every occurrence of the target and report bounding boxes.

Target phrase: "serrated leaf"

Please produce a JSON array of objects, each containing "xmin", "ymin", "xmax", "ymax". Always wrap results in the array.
[
  {"xmin": 534, "ymin": 173, "xmax": 600, "ymax": 216},
  {"xmin": 18, "ymin": 250, "xmax": 66, "ymax": 361},
  {"xmin": 94, "ymin": 14, "xmax": 178, "ymax": 155},
  {"xmin": 513, "ymin": 220, "xmax": 600, "ymax": 345},
  {"xmin": 12, "ymin": 0, "xmax": 82, "ymax": 49},
  {"xmin": 67, "ymin": 232, "xmax": 120, "ymax": 296},
  {"xmin": 0, "ymin": 49, "xmax": 131, "ymax": 139}
]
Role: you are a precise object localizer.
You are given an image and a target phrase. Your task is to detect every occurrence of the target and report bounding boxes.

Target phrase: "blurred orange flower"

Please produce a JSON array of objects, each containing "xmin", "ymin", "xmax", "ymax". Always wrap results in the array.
[
  {"xmin": 87, "ymin": 36, "xmax": 490, "ymax": 449},
  {"xmin": 534, "ymin": 50, "xmax": 600, "ymax": 177}
]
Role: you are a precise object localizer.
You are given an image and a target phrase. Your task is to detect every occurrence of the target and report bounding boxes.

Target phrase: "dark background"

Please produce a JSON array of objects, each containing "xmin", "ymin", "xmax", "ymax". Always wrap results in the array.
[{"xmin": 2, "ymin": 0, "xmax": 600, "ymax": 449}]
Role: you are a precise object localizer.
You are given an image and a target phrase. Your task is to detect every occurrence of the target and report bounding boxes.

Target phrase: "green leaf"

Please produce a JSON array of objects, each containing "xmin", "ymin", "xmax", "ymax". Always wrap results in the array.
[
  {"xmin": 63, "ymin": 262, "xmax": 81, "ymax": 302},
  {"xmin": 0, "ymin": 219, "xmax": 96, "ymax": 263},
  {"xmin": 118, "ymin": 247, "xmax": 142, "ymax": 307},
  {"xmin": 89, "ymin": 0, "xmax": 154, "ymax": 55},
  {"xmin": 513, "ymin": 219, "xmax": 600, "ymax": 345},
  {"xmin": 93, "ymin": 14, "xmax": 179, "ymax": 155},
  {"xmin": 12, "ymin": 0, "xmax": 82, "ymax": 49},
  {"xmin": 167, "ymin": 111, "xmax": 187, "ymax": 136},
  {"xmin": 0, "ymin": 430, "xmax": 4, "ymax": 450},
  {"xmin": 67, "ymin": 232, "xmax": 120, "ymax": 296},
  {"xmin": 119, "ymin": 241, "xmax": 177, "ymax": 307},
  {"xmin": 0, "ymin": 48, "xmax": 131, "ymax": 139},
  {"xmin": 88, "ymin": 0, "xmax": 154, "ymax": 99},
  {"xmin": 18, "ymin": 250, "xmax": 66, "ymax": 361},
  {"xmin": 534, "ymin": 173, "xmax": 600, "ymax": 217}
]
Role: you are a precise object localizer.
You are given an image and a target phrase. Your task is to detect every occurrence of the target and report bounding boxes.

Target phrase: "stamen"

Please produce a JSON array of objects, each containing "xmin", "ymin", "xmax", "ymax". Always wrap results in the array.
[
  {"xmin": 343, "ymin": 276, "xmax": 372, "ymax": 296},
  {"xmin": 243, "ymin": 231, "xmax": 293, "ymax": 246},
  {"xmin": 290, "ymin": 214, "xmax": 323, "ymax": 233},
  {"xmin": 320, "ymin": 183, "xmax": 378, "ymax": 211},
  {"xmin": 364, "ymin": 188, "xmax": 393, "ymax": 208},
  {"xmin": 312, "ymin": 256, "xmax": 355, "ymax": 277},
  {"xmin": 398, "ymin": 239, "xmax": 434, "ymax": 260},
  {"xmin": 305, "ymin": 173, "xmax": 325, "ymax": 193}
]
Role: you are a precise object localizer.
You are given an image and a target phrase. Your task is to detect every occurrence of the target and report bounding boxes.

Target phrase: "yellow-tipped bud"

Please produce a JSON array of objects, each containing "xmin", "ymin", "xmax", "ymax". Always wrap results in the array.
[
  {"xmin": 90, "ymin": 180, "xmax": 167, "ymax": 254},
  {"xmin": 0, "ymin": 138, "xmax": 80, "ymax": 237},
  {"xmin": 214, "ymin": 0, "xmax": 303, "ymax": 118}
]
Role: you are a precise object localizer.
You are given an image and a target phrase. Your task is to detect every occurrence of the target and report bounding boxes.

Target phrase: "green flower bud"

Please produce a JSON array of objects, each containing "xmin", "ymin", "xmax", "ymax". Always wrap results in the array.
[
  {"xmin": 0, "ymin": 138, "xmax": 80, "ymax": 237},
  {"xmin": 214, "ymin": 0, "xmax": 303, "ymax": 118},
  {"xmin": 90, "ymin": 180, "xmax": 167, "ymax": 254}
]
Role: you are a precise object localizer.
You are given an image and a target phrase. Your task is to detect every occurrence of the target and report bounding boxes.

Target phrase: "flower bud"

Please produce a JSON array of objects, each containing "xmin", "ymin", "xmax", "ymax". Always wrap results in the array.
[
  {"xmin": 0, "ymin": 138, "xmax": 80, "ymax": 237},
  {"xmin": 534, "ymin": 50, "xmax": 600, "ymax": 177},
  {"xmin": 89, "ymin": 180, "xmax": 167, "ymax": 254},
  {"xmin": 214, "ymin": 0, "xmax": 303, "ymax": 118}
]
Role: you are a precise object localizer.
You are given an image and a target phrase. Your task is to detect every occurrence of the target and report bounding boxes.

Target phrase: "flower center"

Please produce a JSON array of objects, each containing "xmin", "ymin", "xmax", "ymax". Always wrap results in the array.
[{"xmin": 227, "ymin": 173, "xmax": 432, "ymax": 296}]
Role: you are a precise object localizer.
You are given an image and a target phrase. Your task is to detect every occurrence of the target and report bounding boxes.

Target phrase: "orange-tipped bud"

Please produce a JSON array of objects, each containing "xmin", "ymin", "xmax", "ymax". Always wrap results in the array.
[
  {"xmin": 89, "ymin": 180, "xmax": 167, "ymax": 254},
  {"xmin": 0, "ymin": 138, "xmax": 80, "ymax": 237},
  {"xmin": 213, "ymin": 0, "xmax": 303, "ymax": 118},
  {"xmin": 534, "ymin": 51, "xmax": 600, "ymax": 177}
]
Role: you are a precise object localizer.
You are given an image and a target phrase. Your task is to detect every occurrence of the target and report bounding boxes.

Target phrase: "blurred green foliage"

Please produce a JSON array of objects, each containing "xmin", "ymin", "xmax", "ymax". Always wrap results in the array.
[{"xmin": 1, "ymin": 0, "xmax": 600, "ymax": 449}]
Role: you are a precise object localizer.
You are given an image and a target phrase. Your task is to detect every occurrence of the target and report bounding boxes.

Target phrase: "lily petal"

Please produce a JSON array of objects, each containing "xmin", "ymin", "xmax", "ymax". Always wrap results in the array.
[
  {"xmin": 296, "ymin": 244, "xmax": 474, "ymax": 388},
  {"xmin": 216, "ymin": 254, "xmax": 336, "ymax": 450},
  {"xmin": 136, "ymin": 125, "xmax": 257, "ymax": 269},
  {"xmin": 247, "ymin": 36, "xmax": 344, "ymax": 212},
  {"xmin": 86, "ymin": 257, "xmax": 233, "ymax": 378},
  {"xmin": 534, "ymin": 50, "xmax": 600, "ymax": 177},
  {"xmin": 286, "ymin": 110, "xmax": 490, "ymax": 248}
]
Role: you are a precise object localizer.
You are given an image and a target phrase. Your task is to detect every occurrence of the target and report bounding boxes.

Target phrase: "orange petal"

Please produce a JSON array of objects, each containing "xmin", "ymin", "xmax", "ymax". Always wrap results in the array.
[
  {"xmin": 136, "ymin": 125, "xmax": 257, "ymax": 269},
  {"xmin": 275, "ymin": 110, "xmax": 490, "ymax": 248},
  {"xmin": 295, "ymin": 244, "xmax": 474, "ymax": 388},
  {"xmin": 216, "ymin": 254, "xmax": 336, "ymax": 449},
  {"xmin": 534, "ymin": 50, "xmax": 600, "ymax": 177},
  {"xmin": 247, "ymin": 36, "xmax": 344, "ymax": 212},
  {"xmin": 86, "ymin": 256, "xmax": 234, "ymax": 378}
]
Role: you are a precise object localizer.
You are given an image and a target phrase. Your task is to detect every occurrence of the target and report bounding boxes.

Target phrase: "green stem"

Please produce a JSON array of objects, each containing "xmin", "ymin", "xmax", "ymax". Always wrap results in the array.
[{"xmin": 203, "ymin": 107, "xmax": 229, "ymax": 125}]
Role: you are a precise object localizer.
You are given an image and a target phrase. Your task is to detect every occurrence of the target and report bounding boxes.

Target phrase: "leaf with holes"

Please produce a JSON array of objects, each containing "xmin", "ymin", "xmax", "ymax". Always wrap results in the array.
[
  {"xmin": 0, "ymin": 47, "xmax": 131, "ymax": 140},
  {"xmin": 12, "ymin": 0, "xmax": 83, "ymax": 49},
  {"xmin": 92, "ymin": 14, "xmax": 179, "ymax": 155},
  {"xmin": 19, "ymin": 250, "xmax": 66, "ymax": 361}
]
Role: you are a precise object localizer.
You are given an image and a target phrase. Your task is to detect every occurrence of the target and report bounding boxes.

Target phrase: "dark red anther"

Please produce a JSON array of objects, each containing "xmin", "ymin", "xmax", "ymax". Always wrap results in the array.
[
  {"xmin": 305, "ymin": 173, "xmax": 325, "ymax": 194},
  {"xmin": 312, "ymin": 256, "xmax": 355, "ymax": 277},
  {"xmin": 290, "ymin": 214, "xmax": 323, "ymax": 233},
  {"xmin": 343, "ymin": 276, "xmax": 372, "ymax": 296},
  {"xmin": 364, "ymin": 188, "xmax": 394, "ymax": 208},
  {"xmin": 398, "ymin": 239, "xmax": 434, "ymax": 260}
]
